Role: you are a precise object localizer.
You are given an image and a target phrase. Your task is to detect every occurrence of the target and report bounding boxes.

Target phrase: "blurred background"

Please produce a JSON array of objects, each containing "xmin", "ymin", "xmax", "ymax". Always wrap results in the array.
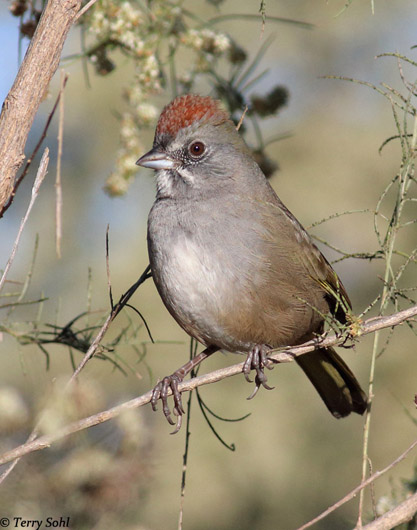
[{"xmin": 0, "ymin": 1, "xmax": 416, "ymax": 528}]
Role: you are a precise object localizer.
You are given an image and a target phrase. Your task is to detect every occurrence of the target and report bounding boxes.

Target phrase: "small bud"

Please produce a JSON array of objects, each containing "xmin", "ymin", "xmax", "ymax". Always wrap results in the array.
[
  {"xmin": 95, "ymin": 51, "xmax": 115, "ymax": 76},
  {"xmin": 20, "ymin": 19, "xmax": 37, "ymax": 38},
  {"xmin": 250, "ymin": 86, "xmax": 289, "ymax": 117},
  {"xmin": 9, "ymin": 0, "xmax": 28, "ymax": 16},
  {"xmin": 227, "ymin": 42, "xmax": 247, "ymax": 65}
]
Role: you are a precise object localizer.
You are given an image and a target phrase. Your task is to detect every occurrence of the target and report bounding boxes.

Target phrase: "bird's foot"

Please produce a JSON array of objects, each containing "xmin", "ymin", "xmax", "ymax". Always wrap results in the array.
[
  {"xmin": 151, "ymin": 373, "xmax": 185, "ymax": 434},
  {"xmin": 243, "ymin": 344, "xmax": 275, "ymax": 400},
  {"xmin": 150, "ymin": 346, "xmax": 218, "ymax": 434}
]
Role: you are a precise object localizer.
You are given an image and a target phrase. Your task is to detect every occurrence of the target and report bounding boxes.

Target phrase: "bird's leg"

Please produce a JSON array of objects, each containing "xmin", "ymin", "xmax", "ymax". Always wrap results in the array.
[
  {"xmin": 243, "ymin": 344, "xmax": 275, "ymax": 400},
  {"xmin": 151, "ymin": 344, "xmax": 218, "ymax": 433}
]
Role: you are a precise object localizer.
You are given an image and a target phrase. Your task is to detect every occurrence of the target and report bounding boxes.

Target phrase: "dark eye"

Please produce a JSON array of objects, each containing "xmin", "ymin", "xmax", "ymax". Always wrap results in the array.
[{"xmin": 189, "ymin": 141, "xmax": 205, "ymax": 157}]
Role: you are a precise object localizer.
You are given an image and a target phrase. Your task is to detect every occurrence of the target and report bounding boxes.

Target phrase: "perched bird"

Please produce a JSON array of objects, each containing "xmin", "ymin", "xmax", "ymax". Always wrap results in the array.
[{"xmin": 137, "ymin": 94, "xmax": 367, "ymax": 431}]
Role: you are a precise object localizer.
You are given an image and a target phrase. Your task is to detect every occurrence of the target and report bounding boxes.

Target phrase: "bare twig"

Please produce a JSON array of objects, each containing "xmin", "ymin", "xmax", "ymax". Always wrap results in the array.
[
  {"xmin": 0, "ymin": 73, "xmax": 69, "ymax": 218},
  {"xmin": 69, "ymin": 264, "xmax": 152, "ymax": 381},
  {"xmin": 0, "ymin": 149, "xmax": 49, "ymax": 294},
  {"xmin": 0, "ymin": 0, "xmax": 81, "ymax": 210},
  {"xmin": 297, "ymin": 438, "xmax": 417, "ymax": 530},
  {"xmin": 0, "ymin": 304, "xmax": 415, "ymax": 467},
  {"xmin": 236, "ymin": 105, "xmax": 248, "ymax": 131},
  {"xmin": 0, "ymin": 264, "xmax": 152, "ymax": 484},
  {"xmin": 361, "ymin": 491, "xmax": 417, "ymax": 529},
  {"xmin": 105, "ymin": 225, "xmax": 114, "ymax": 309},
  {"xmin": 178, "ymin": 340, "xmax": 197, "ymax": 530},
  {"xmin": 358, "ymin": 109, "xmax": 417, "ymax": 527},
  {"xmin": 74, "ymin": 0, "xmax": 99, "ymax": 22},
  {"xmin": 55, "ymin": 70, "xmax": 66, "ymax": 258}
]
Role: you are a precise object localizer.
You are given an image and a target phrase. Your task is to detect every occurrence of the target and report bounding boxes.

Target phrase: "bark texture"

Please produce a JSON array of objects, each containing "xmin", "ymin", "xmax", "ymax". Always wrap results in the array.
[{"xmin": 0, "ymin": 0, "xmax": 81, "ymax": 210}]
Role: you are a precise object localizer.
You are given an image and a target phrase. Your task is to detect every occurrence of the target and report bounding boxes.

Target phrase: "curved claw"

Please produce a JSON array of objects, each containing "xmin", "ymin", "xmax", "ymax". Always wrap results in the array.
[
  {"xmin": 243, "ymin": 344, "xmax": 276, "ymax": 399},
  {"xmin": 247, "ymin": 384, "xmax": 260, "ymax": 400},
  {"xmin": 150, "ymin": 346, "xmax": 218, "ymax": 433},
  {"xmin": 170, "ymin": 413, "xmax": 183, "ymax": 435},
  {"xmin": 151, "ymin": 374, "xmax": 185, "ymax": 428}
]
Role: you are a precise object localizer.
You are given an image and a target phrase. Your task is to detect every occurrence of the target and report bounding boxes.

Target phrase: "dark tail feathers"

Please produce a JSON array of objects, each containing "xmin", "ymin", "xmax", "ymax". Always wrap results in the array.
[{"xmin": 296, "ymin": 347, "xmax": 367, "ymax": 418}]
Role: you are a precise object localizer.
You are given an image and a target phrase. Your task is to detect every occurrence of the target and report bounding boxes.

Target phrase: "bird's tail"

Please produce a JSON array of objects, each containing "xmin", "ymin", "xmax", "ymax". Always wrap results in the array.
[{"xmin": 296, "ymin": 347, "xmax": 368, "ymax": 418}]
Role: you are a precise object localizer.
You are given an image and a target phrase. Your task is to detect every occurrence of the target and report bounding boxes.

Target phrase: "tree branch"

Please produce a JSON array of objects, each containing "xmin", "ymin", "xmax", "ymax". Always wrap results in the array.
[
  {"xmin": 0, "ymin": 0, "xmax": 81, "ymax": 210},
  {"xmin": 297, "ymin": 437, "xmax": 417, "ymax": 530},
  {"xmin": 361, "ymin": 491, "xmax": 417, "ymax": 529},
  {"xmin": 0, "ymin": 304, "xmax": 415, "ymax": 467}
]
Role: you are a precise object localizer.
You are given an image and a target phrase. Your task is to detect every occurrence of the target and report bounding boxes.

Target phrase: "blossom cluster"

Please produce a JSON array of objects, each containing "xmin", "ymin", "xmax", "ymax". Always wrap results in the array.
[
  {"xmin": 181, "ymin": 28, "xmax": 230, "ymax": 56},
  {"xmin": 83, "ymin": 0, "xmax": 234, "ymax": 195}
]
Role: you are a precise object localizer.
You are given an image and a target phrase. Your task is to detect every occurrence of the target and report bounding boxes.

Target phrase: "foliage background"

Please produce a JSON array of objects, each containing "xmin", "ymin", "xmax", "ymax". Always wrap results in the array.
[{"xmin": 0, "ymin": 1, "xmax": 416, "ymax": 529}]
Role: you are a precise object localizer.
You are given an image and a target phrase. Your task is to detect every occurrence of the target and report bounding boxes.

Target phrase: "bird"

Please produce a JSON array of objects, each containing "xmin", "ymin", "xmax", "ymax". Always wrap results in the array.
[{"xmin": 136, "ymin": 93, "xmax": 367, "ymax": 432}]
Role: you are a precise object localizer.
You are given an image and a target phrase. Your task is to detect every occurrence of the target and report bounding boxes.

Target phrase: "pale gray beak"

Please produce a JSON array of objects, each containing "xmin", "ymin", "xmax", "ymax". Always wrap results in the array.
[{"xmin": 136, "ymin": 148, "xmax": 177, "ymax": 170}]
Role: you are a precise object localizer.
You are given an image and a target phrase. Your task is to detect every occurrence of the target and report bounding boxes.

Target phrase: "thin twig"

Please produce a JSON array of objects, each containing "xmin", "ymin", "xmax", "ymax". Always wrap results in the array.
[
  {"xmin": 297, "ymin": 438, "xmax": 417, "ymax": 530},
  {"xmin": 105, "ymin": 225, "xmax": 114, "ymax": 309},
  {"xmin": 69, "ymin": 264, "xmax": 151, "ymax": 381},
  {"xmin": 361, "ymin": 490, "xmax": 417, "ymax": 529},
  {"xmin": 236, "ymin": 105, "xmax": 248, "ymax": 131},
  {"xmin": 0, "ymin": 74, "xmax": 69, "ymax": 218},
  {"xmin": 178, "ymin": 339, "xmax": 198, "ymax": 530},
  {"xmin": 74, "ymin": 0, "xmax": 99, "ymax": 22},
  {"xmin": 0, "ymin": 0, "xmax": 80, "ymax": 212},
  {"xmin": 358, "ymin": 111, "xmax": 417, "ymax": 527},
  {"xmin": 0, "ymin": 305, "xmax": 415, "ymax": 467},
  {"xmin": 55, "ymin": 70, "xmax": 66, "ymax": 258},
  {"xmin": 0, "ymin": 264, "xmax": 152, "ymax": 484},
  {"xmin": 0, "ymin": 149, "xmax": 49, "ymax": 294}
]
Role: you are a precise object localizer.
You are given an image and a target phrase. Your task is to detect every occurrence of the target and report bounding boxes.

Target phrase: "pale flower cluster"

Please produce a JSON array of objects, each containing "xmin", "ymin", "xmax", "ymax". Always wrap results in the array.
[
  {"xmin": 105, "ymin": 73, "xmax": 160, "ymax": 194},
  {"xmin": 136, "ymin": 102, "xmax": 158, "ymax": 125},
  {"xmin": 88, "ymin": 1, "xmax": 146, "ymax": 57},
  {"xmin": 125, "ymin": 85, "xmax": 158, "ymax": 123},
  {"xmin": 181, "ymin": 28, "xmax": 231, "ymax": 55},
  {"xmin": 105, "ymin": 112, "xmax": 145, "ymax": 196},
  {"xmin": 89, "ymin": 1, "xmax": 142, "ymax": 36},
  {"xmin": 137, "ymin": 55, "xmax": 161, "ymax": 91},
  {"xmin": 86, "ymin": 1, "xmax": 232, "ymax": 195}
]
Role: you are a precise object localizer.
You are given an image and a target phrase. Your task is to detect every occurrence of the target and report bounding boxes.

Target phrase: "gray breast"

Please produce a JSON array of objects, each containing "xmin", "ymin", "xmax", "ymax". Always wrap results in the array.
[{"xmin": 147, "ymin": 198, "xmax": 250, "ymax": 350}]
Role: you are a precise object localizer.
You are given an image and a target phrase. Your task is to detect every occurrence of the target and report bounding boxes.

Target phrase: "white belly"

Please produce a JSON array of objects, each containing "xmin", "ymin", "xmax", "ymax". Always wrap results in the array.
[{"xmin": 150, "ymin": 232, "xmax": 243, "ymax": 349}]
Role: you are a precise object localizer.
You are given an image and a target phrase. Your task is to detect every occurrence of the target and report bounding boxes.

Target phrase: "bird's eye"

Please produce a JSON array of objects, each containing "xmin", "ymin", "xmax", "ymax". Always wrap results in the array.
[{"xmin": 189, "ymin": 141, "xmax": 205, "ymax": 157}]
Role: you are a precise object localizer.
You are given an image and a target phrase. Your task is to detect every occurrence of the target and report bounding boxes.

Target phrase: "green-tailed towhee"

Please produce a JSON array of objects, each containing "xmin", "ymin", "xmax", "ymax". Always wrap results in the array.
[{"xmin": 137, "ymin": 94, "xmax": 367, "ymax": 431}]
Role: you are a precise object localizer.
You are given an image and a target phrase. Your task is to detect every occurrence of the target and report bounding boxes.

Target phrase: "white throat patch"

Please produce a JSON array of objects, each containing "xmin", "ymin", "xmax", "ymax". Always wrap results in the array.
[
  {"xmin": 156, "ymin": 169, "xmax": 174, "ymax": 197},
  {"xmin": 156, "ymin": 167, "xmax": 195, "ymax": 198}
]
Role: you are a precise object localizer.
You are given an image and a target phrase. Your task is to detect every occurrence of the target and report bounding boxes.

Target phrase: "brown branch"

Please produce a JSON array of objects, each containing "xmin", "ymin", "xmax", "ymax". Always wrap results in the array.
[
  {"xmin": 0, "ymin": 74, "xmax": 69, "ymax": 218},
  {"xmin": 0, "ymin": 0, "xmax": 81, "ymax": 211},
  {"xmin": 0, "ymin": 304, "xmax": 415, "ymax": 467},
  {"xmin": 361, "ymin": 491, "xmax": 417, "ymax": 529},
  {"xmin": 74, "ymin": 0, "xmax": 99, "ymax": 22},
  {"xmin": 0, "ymin": 264, "xmax": 151, "ymax": 485},
  {"xmin": 297, "ymin": 438, "xmax": 417, "ymax": 530}
]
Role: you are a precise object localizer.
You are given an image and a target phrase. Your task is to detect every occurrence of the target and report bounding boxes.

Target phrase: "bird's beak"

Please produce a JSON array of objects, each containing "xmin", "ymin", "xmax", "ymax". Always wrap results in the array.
[{"xmin": 136, "ymin": 148, "xmax": 177, "ymax": 170}]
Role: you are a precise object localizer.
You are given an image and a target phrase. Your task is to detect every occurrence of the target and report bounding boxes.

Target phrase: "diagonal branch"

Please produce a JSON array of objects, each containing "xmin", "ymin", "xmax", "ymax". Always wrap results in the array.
[
  {"xmin": 297, "ymin": 438, "xmax": 417, "ymax": 530},
  {"xmin": 361, "ymin": 490, "xmax": 417, "ymax": 529},
  {"xmin": 0, "ymin": 304, "xmax": 415, "ymax": 467},
  {"xmin": 0, "ymin": 148, "xmax": 49, "ymax": 293},
  {"xmin": 0, "ymin": 0, "xmax": 81, "ymax": 211},
  {"xmin": 0, "ymin": 264, "xmax": 151, "ymax": 484}
]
